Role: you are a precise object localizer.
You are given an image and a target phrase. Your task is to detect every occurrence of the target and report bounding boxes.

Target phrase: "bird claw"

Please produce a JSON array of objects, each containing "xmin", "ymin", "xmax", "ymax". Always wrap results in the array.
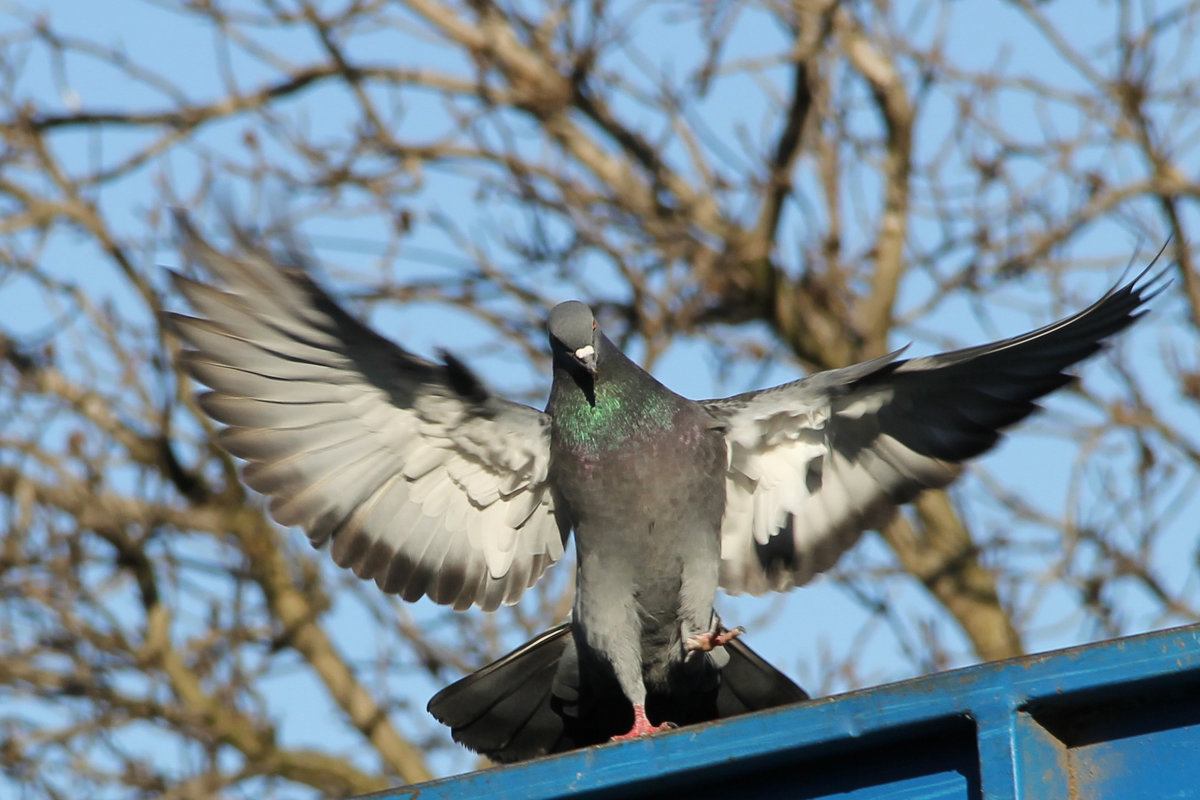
[
  {"xmin": 610, "ymin": 720, "xmax": 677, "ymax": 742},
  {"xmin": 684, "ymin": 623, "xmax": 745, "ymax": 659},
  {"xmin": 610, "ymin": 705, "xmax": 676, "ymax": 741}
]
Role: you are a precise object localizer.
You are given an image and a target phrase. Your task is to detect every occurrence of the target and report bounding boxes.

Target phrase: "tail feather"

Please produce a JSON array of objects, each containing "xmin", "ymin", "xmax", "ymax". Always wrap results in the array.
[
  {"xmin": 428, "ymin": 624, "xmax": 808, "ymax": 763},
  {"xmin": 717, "ymin": 638, "xmax": 809, "ymax": 715},
  {"xmin": 428, "ymin": 623, "xmax": 573, "ymax": 763}
]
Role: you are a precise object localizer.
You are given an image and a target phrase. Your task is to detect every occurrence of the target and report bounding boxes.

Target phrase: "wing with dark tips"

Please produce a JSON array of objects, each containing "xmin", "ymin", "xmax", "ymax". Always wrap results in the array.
[
  {"xmin": 704, "ymin": 265, "xmax": 1167, "ymax": 595},
  {"xmin": 167, "ymin": 216, "xmax": 566, "ymax": 611}
]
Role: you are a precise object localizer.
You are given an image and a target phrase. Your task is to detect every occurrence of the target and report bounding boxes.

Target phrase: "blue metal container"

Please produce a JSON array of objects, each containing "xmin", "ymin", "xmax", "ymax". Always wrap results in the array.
[{"xmin": 366, "ymin": 624, "xmax": 1200, "ymax": 800}]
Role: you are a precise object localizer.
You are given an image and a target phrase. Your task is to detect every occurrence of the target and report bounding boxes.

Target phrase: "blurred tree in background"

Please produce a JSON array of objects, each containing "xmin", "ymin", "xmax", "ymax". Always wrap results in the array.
[{"xmin": 2, "ymin": 0, "xmax": 1199, "ymax": 797}]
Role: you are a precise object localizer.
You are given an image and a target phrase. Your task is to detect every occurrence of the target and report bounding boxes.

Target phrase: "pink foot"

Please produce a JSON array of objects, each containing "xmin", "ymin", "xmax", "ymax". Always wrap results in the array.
[
  {"xmin": 685, "ymin": 624, "xmax": 745, "ymax": 658},
  {"xmin": 610, "ymin": 704, "xmax": 676, "ymax": 742}
]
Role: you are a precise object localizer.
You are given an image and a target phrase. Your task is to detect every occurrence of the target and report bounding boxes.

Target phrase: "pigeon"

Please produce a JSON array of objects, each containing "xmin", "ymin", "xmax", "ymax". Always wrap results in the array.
[{"xmin": 166, "ymin": 216, "xmax": 1165, "ymax": 763}]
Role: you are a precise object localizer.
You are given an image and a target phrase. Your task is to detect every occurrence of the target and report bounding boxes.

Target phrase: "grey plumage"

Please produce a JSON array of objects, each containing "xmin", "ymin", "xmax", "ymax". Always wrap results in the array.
[{"xmin": 167, "ymin": 216, "xmax": 1165, "ymax": 763}]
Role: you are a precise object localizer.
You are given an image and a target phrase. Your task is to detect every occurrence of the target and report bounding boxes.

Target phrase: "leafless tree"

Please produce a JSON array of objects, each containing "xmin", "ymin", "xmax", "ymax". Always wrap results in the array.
[{"xmin": 2, "ymin": 0, "xmax": 1199, "ymax": 797}]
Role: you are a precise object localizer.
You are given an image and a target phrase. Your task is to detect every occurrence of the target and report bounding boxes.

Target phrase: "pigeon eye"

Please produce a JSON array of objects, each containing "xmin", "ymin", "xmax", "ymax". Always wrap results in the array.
[{"xmin": 592, "ymin": 320, "xmax": 597, "ymax": 331}]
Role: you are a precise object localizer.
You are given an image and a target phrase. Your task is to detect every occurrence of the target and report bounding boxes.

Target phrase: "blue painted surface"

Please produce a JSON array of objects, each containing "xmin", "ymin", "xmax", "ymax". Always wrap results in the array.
[
  {"xmin": 362, "ymin": 625, "xmax": 1200, "ymax": 800},
  {"xmin": 1072, "ymin": 723, "xmax": 1200, "ymax": 800}
]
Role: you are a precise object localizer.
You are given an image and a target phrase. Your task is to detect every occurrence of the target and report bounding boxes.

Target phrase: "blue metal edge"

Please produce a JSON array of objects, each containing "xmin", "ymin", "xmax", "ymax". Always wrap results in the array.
[{"xmin": 360, "ymin": 623, "xmax": 1200, "ymax": 799}]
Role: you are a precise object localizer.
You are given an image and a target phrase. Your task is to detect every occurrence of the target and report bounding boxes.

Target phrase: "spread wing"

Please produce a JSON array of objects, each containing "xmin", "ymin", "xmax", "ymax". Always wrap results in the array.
[
  {"xmin": 704, "ymin": 267, "xmax": 1166, "ymax": 595},
  {"xmin": 167, "ymin": 218, "xmax": 566, "ymax": 611}
]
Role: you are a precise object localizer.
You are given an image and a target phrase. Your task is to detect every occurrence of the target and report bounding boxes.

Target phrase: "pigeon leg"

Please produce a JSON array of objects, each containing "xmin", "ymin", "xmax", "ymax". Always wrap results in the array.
[
  {"xmin": 684, "ymin": 617, "xmax": 745, "ymax": 659},
  {"xmin": 610, "ymin": 704, "xmax": 677, "ymax": 742}
]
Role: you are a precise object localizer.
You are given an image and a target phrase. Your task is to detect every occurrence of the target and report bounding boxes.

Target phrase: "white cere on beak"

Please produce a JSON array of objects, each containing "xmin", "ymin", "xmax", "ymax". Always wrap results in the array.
[{"xmin": 574, "ymin": 345, "xmax": 596, "ymax": 361}]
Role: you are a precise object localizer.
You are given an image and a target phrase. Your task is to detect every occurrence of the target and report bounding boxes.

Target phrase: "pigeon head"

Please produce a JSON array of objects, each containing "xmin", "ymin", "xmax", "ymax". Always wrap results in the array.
[{"xmin": 548, "ymin": 301, "xmax": 599, "ymax": 377}]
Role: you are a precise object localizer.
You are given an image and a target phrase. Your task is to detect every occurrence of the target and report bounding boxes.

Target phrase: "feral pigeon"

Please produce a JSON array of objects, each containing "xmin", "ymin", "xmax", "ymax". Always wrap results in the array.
[{"xmin": 167, "ymin": 217, "xmax": 1164, "ymax": 763}]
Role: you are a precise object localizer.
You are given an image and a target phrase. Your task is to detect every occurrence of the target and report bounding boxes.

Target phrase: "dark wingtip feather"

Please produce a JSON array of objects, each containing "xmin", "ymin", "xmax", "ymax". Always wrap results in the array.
[
  {"xmin": 874, "ymin": 248, "xmax": 1170, "ymax": 464},
  {"xmin": 171, "ymin": 209, "xmax": 215, "ymax": 264},
  {"xmin": 1115, "ymin": 239, "xmax": 1173, "ymax": 299}
]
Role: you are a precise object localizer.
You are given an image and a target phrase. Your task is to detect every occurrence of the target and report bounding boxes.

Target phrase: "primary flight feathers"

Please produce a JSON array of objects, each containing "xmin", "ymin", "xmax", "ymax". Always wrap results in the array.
[{"xmin": 167, "ymin": 221, "xmax": 566, "ymax": 613}]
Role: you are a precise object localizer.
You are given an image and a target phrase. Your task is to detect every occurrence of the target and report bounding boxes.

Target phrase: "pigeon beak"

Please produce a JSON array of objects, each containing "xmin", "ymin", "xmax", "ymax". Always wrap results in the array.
[{"xmin": 574, "ymin": 344, "xmax": 598, "ymax": 375}]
